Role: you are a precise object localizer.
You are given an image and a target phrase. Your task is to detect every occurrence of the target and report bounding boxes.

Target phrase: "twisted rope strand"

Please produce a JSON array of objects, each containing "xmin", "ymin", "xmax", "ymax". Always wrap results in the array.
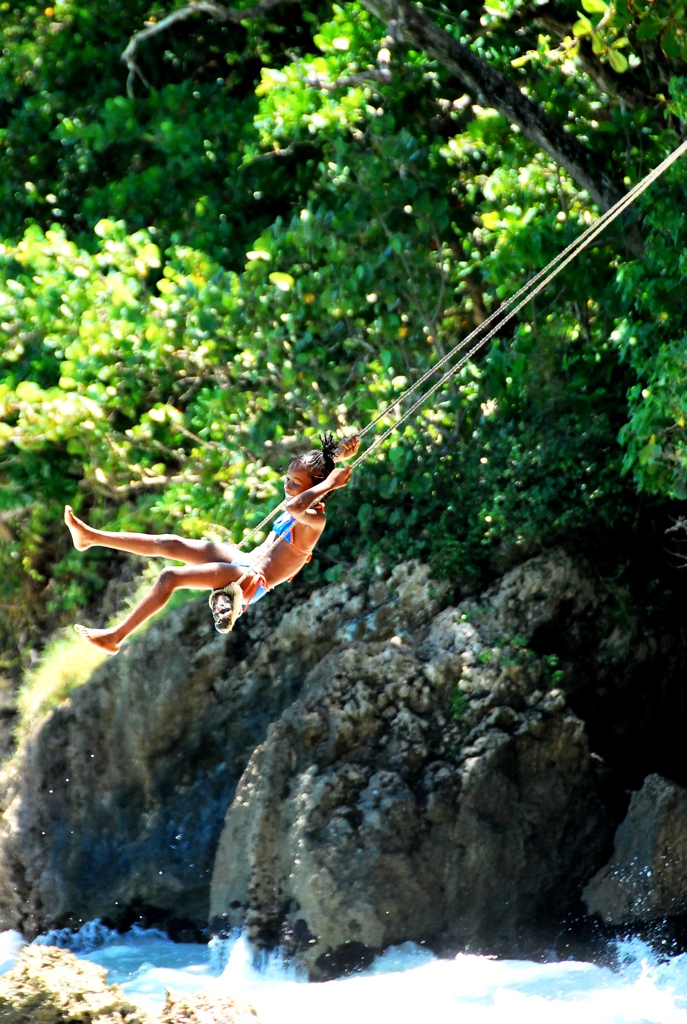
[
  {"xmin": 352, "ymin": 136, "xmax": 687, "ymax": 465},
  {"xmin": 356, "ymin": 135, "xmax": 687, "ymax": 443}
]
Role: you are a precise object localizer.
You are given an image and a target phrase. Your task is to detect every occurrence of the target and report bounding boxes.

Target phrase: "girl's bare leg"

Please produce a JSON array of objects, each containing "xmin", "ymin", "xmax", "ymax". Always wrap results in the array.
[
  {"xmin": 75, "ymin": 561, "xmax": 245, "ymax": 655},
  {"xmin": 64, "ymin": 505, "xmax": 239, "ymax": 565}
]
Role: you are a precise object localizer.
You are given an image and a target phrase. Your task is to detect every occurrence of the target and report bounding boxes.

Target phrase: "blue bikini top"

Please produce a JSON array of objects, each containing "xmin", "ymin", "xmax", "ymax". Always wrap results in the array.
[
  {"xmin": 273, "ymin": 511, "xmax": 296, "ymax": 545},
  {"xmin": 272, "ymin": 502, "xmax": 326, "ymax": 556}
]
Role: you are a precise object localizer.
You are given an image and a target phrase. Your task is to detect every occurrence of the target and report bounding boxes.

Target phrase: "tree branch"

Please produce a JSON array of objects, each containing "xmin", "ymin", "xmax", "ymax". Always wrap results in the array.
[
  {"xmin": 244, "ymin": 140, "xmax": 319, "ymax": 162},
  {"xmin": 665, "ymin": 517, "xmax": 687, "ymax": 568},
  {"xmin": 122, "ymin": 0, "xmax": 300, "ymax": 97},
  {"xmin": 360, "ymin": 0, "xmax": 624, "ymax": 213},
  {"xmin": 666, "ymin": 516, "xmax": 687, "ymax": 537}
]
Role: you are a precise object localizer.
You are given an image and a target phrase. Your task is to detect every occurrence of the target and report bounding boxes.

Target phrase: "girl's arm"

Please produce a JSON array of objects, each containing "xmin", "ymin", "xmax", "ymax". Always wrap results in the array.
[{"xmin": 285, "ymin": 467, "xmax": 352, "ymax": 526}]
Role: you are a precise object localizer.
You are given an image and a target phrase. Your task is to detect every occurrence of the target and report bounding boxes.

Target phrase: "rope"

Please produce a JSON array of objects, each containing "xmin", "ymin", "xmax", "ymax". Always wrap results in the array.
[
  {"xmin": 232, "ymin": 500, "xmax": 286, "ymax": 587},
  {"xmin": 231, "ymin": 134, "xmax": 687, "ymax": 571},
  {"xmin": 354, "ymin": 134, "xmax": 687, "ymax": 454}
]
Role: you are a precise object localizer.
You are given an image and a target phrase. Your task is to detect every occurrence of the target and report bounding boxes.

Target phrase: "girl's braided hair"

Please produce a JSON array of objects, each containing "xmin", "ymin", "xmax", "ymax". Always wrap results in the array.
[{"xmin": 288, "ymin": 433, "xmax": 338, "ymax": 491}]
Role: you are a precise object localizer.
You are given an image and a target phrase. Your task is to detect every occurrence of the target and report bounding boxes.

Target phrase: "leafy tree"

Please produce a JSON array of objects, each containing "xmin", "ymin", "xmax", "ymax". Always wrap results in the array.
[{"xmin": 1, "ymin": 0, "xmax": 686, "ymax": 674}]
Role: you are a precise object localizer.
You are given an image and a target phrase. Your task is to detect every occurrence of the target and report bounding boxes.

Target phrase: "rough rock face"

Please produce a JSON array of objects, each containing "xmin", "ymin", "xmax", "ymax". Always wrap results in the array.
[
  {"xmin": 0, "ymin": 559, "xmax": 448, "ymax": 938},
  {"xmin": 0, "ymin": 674, "xmax": 16, "ymax": 766},
  {"xmin": 210, "ymin": 552, "xmax": 612, "ymax": 977},
  {"xmin": 0, "ymin": 583, "xmax": 353, "ymax": 938},
  {"xmin": 0, "ymin": 944, "xmax": 148, "ymax": 1023},
  {"xmin": 159, "ymin": 991, "xmax": 260, "ymax": 1023},
  {"xmin": 583, "ymin": 773, "xmax": 687, "ymax": 924},
  {"xmin": 0, "ymin": 944, "xmax": 262, "ymax": 1024},
  {"xmin": 0, "ymin": 549, "xmax": 631, "ymax": 966}
]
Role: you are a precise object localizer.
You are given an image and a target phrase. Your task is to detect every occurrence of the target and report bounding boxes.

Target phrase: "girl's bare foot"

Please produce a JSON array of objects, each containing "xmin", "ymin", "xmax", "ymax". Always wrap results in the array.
[
  {"xmin": 64, "ymin": 505, "xmax": 94, "ymax": 551},
  {"xmin": 74, "ymin": 624, "xmax": 121, "ymax": 655}
]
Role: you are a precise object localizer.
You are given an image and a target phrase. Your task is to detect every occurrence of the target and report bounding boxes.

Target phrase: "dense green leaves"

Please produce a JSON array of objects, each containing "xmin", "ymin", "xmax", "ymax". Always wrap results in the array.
[
  {"xmin": 611, "ymin": 93, "xmax": 687, "ymax": 499},
  {"xmin": 1, "ymin": 0, "xmax": 687, "ymax": 670}
]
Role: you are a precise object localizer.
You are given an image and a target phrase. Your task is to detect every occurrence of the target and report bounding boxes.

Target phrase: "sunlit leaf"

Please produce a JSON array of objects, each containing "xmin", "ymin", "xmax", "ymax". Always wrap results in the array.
[
  {"xmin": 511, "ymin": 52, "xmax": 535, "ymax": 67},
  {"xmin": 591, "ymin": 32, "xmax": 606, "ymax": 54},
  {"xmin": 481, "ymin": 210, "xmax": 502, "ymax": 230},
  {"xmin": 268, "ymin": 272, "xmax": 295, "ymax": 291},
  {"xmin": 638, "ymin": 442, "xmax": 660, "ymax": 465},
  {"xmin": 573, "ymin": 16, "xmax": 594, "ymax": 36},
  {"xmin": 607, "ymin": 48, "xmax": 628, "ymax": 72}
]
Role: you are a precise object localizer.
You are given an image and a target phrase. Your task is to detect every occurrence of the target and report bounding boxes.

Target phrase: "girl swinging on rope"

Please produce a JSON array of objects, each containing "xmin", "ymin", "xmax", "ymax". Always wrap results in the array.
[{"xmin": 65, "ymin": 433, "xmax": 360, "ymax": 655}]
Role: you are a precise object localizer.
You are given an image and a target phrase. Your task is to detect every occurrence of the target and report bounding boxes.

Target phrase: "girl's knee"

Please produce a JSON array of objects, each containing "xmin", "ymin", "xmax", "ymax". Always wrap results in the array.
[
  {"xmin": 157, "ymin": 566, "xmax": 180, "ymax": 593},
  {"xmin": 203, "ymin": 541, "xmax": 230, "ymax": 563}
]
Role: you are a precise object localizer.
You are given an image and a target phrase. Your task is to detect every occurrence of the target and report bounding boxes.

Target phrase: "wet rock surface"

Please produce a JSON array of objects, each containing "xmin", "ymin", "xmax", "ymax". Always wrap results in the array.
[
  {"xmin": 0, "ymin": 944, "xmax": 148, "ymax": 1023},
  {"xmin": 0, "ymin": 943, "xmax": 262, "ymax": 1023},
  {"xmin": 209, "ymin": 552, "xmax": 612, "ymax": 976},
  {"xmin": 583, "ymin": 774, "xmax": 687, "ymax": 925},
  {"xmin": 0, "ymin": 587, "xmax": 334, "ymax": 937},
  {"xmin": 0, "ymin": 548, "xmax": 683, "ymax": 971}
]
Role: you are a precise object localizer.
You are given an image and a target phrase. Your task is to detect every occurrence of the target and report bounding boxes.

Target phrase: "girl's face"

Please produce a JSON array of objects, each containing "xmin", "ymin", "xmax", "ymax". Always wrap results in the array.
[{"xmin": 284, "ymin": 465, "xmax": 315, "ymax": 498}]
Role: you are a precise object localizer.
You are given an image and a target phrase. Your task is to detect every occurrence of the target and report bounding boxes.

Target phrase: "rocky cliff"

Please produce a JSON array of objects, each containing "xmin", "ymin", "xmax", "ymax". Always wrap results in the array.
[
  {"xmin": 0, "ymin": 582, "xmax": 324, "ymax": 938},
  {"xmin": 0, "ymin": 550, "xmax": 684, "ymax": 974},
  {"xmin": 583, "ymin": 774, "xmax": 687, "ymax": 925},
  {"xmin": 209, "ymin": 554, "xmax": 612, "ymax": 976}
]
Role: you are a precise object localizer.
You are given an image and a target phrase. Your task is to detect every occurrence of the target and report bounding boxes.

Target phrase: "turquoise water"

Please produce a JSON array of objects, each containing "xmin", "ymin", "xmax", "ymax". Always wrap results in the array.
[{"xmin": 2, "ymin": 924, "xmax": 687, "ymax": 1023}]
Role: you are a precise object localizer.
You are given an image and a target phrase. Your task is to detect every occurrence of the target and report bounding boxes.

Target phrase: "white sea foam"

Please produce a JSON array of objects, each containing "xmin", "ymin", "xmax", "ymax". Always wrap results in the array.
[
  {"xmin": 2, "ymin": 925, "xmax": 687, "ymax": 1023},
  {"xmin": 0, "ymin": 930, "xmax": 25, "ymax": 976}
]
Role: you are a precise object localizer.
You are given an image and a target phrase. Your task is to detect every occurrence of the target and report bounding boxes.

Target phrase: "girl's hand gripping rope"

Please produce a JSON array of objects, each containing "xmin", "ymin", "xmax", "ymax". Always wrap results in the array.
[{"xmin": 335, "ymin": 435, "xmax": 361, "ymax": 461}]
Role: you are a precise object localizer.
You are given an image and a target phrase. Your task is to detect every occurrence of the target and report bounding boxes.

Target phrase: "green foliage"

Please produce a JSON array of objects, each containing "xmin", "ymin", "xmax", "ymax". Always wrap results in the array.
[
  {"xmin": 626, "ymin": 0, "xmax": 687, "ymax": 61},
  {"xmin": 0, "ymin": 0, "xmax": 315, "ymax": 258},
  {"xmin": 0, "ymin": 0, "xmax": 686, "ymax": 676},
  {"xmin": 494, "ymin": 638, "xmax": 564, "ymax": 686},
  {"xmin": 451, "ymin": 687, "xmax": 469, "ymax": 722},
  {"xmin": 611, "ymin": 82, "xmax": 687, "ymax": 500},
  {"xmin": 17, "ymin": 633, "xmax": 108, "ymax": 735},
  {"xmin": 542, "ymin": 654, "xmax": 565, "ymax": 688}
]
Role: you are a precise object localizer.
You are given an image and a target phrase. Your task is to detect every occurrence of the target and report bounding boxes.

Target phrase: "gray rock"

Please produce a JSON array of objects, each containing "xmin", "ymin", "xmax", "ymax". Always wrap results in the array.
[
  {"xmin": 480, "ymin": 549, "xmax": 598, "ymax": 645},
  {"xmin": 0, "ymin": 592, "xmax": 338, "ymax": 937},
  {"xmin": 583, "ymin": 773, "xmax": 687, "ymax": 923},
  {"xmin": 210, "ymin": 554, "xmax": 610, "ymax": 977},
  {"xmin": 0, "ymin": 560, "xmax": 447, "ymax": 938},
  {"xmin": 0, "ymin": 549, "xmax": 615, "ymax": 967},
  {"xmin": 159, "ymin": 990, "xmax": 260, "ymax": 1023}
]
